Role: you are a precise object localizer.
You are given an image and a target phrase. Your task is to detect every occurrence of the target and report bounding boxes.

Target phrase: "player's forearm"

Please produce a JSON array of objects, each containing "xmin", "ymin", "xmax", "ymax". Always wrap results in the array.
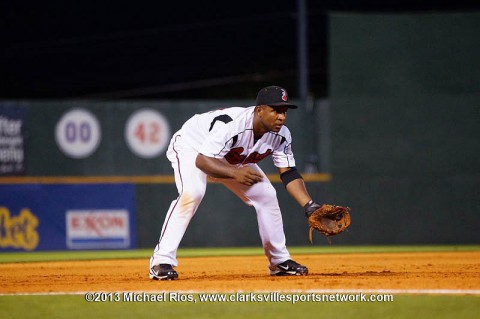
[
  {"xmin": 195, "ymin": 154, "xmax": 236, "ymax": 179},
  {"xmin": 285, "ymin": 178, "xmax": 312, "ymax": 207}
]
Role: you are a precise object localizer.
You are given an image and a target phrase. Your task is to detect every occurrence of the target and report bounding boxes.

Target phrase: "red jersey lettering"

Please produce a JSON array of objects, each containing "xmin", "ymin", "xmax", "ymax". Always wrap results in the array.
[{"xmin": 224, "ymin": 147, "xmax": 273, "ymax": 165}]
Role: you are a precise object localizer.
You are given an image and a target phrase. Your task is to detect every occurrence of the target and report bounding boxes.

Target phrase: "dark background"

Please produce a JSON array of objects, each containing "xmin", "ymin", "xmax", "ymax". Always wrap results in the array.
[{"xmin": 2, "ymin": 0, "xmax": 479, "ymax": 100}]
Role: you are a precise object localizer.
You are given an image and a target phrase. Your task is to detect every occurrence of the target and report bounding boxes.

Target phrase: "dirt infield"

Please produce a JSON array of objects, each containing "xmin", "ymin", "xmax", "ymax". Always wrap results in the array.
[{"xmin": 1, "ymin": 251, "xmax": 479, "ymax": 294}]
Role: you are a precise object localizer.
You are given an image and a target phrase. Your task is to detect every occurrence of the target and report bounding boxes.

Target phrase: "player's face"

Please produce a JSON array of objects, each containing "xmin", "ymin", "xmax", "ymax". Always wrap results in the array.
[{"xmin": 260, "ymin": 105, "xmax": 288, "ymax": 132}]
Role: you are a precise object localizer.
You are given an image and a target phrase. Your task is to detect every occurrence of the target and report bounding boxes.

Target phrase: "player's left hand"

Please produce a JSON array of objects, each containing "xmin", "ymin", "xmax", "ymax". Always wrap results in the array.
[{"xmin": 304, "ymin": 201, "xmax": 351, "ymax": 244}]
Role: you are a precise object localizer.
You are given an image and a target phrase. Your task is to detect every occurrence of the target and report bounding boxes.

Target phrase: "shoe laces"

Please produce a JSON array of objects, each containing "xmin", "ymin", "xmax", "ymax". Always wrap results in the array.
[{"xmin": 159, "ymin": 264, "xmax": 173, "ymax": 270}]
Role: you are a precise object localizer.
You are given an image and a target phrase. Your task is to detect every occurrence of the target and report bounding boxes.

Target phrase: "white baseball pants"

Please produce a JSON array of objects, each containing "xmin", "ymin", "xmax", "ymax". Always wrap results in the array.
[{"xmin": 150, "ymin": 133, "xmax": 291, "ymax": 269}]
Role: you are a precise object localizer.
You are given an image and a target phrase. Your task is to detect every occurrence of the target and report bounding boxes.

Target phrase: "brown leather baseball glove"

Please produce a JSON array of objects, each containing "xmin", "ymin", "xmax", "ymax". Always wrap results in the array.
[{"xmin": 304, "ymin": 202, "xmax": 351, "ymax": 244}]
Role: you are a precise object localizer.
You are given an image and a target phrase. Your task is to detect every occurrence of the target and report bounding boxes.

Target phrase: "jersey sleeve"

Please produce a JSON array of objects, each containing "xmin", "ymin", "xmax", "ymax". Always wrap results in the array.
[{"xmin": 272, "ymin": 128, "xmax": 296, "ymax": 168}]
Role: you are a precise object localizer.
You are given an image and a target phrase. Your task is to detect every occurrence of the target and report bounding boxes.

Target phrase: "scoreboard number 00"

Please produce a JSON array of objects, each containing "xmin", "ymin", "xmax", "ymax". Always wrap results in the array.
[{"xmin": 55, "ymin": 108, "xmax": 101, "ymax": 158}]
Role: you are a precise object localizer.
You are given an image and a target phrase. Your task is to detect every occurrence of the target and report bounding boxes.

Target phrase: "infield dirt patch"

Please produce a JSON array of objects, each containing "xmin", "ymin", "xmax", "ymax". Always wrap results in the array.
[{"xmin": 1, "ymin": 251, "xmax": 479, "ymax": 293}]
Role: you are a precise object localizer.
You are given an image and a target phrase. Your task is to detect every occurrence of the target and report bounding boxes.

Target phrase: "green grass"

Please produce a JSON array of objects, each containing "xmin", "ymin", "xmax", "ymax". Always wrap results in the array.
[
  {"xmin": 0, "ymin": 245, "xmax": 479, "ymax": 263},
  {"xmin": 0, "ymin": 294, "xmax": 478, "ymax": 319}
]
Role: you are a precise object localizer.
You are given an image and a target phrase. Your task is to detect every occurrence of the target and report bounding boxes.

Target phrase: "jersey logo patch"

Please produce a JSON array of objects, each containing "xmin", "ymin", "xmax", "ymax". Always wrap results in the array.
[{"xmin": 224, "ymin": 147, "xmax": 273, "ymax": 165}]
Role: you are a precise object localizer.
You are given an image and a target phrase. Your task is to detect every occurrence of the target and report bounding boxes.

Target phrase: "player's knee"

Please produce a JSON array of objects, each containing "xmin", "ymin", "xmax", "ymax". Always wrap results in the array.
[
  {"xmin": 179, "ymin": 188, "xmax": 205, "ymax": 207},
  {"xmin": 252, "ymin": 185, "xmax": 277, "ymax": 205},
  {"xmin": 264, "ymin": 185, "xmax": 277, "ymax": 199}
]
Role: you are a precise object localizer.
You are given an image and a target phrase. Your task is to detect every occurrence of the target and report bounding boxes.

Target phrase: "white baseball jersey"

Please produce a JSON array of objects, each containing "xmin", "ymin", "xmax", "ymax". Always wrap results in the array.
[{"xmin": 180, "ymin": 106, "xmax": 296, "ymax": 168}]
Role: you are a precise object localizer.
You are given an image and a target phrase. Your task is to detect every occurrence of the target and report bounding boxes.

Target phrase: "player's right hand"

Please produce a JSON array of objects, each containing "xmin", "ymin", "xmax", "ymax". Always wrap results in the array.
[{"xmin": 234, "ymin": 167, "xmax": 263, "ymax": 186}]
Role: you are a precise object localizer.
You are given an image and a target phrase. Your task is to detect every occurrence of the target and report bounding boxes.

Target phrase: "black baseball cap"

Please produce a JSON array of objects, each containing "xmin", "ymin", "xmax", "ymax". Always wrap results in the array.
[{"xmin": 255, "ymin": 86, "xmax": 298, "ymax": 109}]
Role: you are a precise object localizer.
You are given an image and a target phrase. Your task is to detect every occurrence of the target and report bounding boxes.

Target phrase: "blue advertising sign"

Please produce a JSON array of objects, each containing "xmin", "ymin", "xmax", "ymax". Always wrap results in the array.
[{"xmin": 0, "ymin": 184, "xmax": 136, "ymax": 251}]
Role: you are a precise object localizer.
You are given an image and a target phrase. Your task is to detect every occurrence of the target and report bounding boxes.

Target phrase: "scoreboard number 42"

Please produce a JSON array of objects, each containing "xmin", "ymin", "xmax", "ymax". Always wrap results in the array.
[{"xmin": 125, "ymin": 109, "xmax": 171, "ymax": 159}]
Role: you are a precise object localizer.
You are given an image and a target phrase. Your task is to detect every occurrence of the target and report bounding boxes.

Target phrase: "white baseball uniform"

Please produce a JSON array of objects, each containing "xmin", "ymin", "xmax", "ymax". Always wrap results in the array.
[{"xmin": 150, "ymin": 106, "xmax": 296, "ymax": 269}]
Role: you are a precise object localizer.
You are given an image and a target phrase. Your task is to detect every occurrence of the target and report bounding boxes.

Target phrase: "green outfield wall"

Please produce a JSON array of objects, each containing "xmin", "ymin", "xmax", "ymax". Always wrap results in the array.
[
  {"xmin": 0, "ymin": 99, "xmax": 327, "ymax": 251},
  {"xmin": 327, "ymin": 11, "xmax": 480, "ymax": 245}
]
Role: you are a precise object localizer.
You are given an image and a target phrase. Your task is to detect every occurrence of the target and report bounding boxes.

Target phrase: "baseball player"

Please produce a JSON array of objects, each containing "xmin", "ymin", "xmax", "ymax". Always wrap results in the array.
[{"xmin": 150, "ymin": 85, "xmax": 318, "ymax": 280}]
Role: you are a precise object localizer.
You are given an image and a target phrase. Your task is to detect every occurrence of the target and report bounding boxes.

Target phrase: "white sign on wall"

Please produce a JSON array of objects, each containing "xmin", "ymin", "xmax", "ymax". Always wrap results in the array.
[
  {"xmin": 124, "ymin": 108, "xmax": 171, "ymax": 158},
  {"xmin": 66, "ymin": 209, "xmax": 130, "ymax": 249},
  {"xmin": 55, "ymin": 108, "xmax": 101, "ymax": 159}
]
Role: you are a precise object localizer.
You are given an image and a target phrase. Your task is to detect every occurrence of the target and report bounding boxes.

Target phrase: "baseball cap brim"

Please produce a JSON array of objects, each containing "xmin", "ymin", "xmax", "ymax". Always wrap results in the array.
[{"xmin": 266, "ymin": 102, "xmax": 298, "ymax": 109}]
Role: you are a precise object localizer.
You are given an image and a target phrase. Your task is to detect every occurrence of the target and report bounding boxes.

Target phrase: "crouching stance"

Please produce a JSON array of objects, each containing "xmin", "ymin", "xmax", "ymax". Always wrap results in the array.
[{"xmin": 150, "ymin": 86, "xmax": 318, "ymax": 280}]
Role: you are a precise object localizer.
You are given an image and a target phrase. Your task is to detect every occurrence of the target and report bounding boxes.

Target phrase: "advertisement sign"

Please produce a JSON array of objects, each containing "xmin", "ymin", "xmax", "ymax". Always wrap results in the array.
[
  {"xmin": 66, "ymin": 210, "xmax": 130, "ymax": 249},
  {"xmin": 0, "ymin": 184, "xmax": 136, "ymax": 251},
  {"xmin": 0, "ymin": 106, "xmax": 26, "ymax": 175}
]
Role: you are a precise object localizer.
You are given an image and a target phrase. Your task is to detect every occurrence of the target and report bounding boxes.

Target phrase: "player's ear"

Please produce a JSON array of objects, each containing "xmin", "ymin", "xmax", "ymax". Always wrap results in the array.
[{"xmin": 255, "ymin": 105, "xmax": 265, "ymax": 116}]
